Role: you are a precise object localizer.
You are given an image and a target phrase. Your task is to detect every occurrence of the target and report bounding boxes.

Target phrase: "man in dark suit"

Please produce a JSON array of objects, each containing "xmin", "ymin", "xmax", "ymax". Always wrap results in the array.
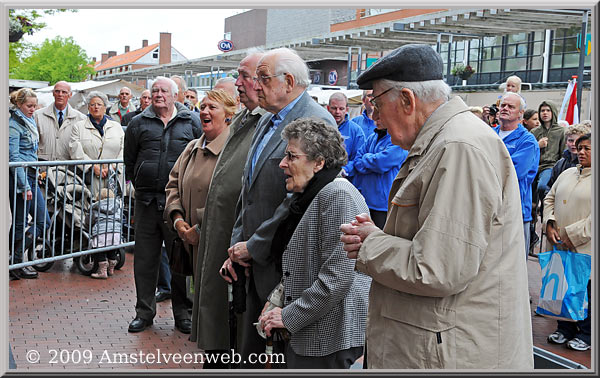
[{"xmin": 220, "ymin": 47, "xmax": 336, "ymax": 368}]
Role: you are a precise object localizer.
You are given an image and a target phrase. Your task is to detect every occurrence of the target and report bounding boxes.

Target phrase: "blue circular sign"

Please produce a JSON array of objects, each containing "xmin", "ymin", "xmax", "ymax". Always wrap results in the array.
[
  {"xmin": 218, "ymin": 40, "xmax": 234, "ymax": 52},
  {"xmin": 328, "ymin": 70, "xmax": 338, "ymax": 85},
  {"xmin": 313, "ymin": 71, "xmax": 321, "ymax": 84}
]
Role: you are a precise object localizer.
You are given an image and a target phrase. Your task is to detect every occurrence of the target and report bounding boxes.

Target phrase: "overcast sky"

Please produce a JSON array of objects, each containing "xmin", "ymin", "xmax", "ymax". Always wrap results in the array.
[{"xmin": 22, "ymin": 8, "xmax": 248, "ymax": 62}]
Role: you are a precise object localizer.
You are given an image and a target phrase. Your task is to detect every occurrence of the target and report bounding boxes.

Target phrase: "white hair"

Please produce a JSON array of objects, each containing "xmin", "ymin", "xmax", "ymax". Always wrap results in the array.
[
  {"xmin": 381, "ymin": 79, "xmax": 452, "ymax": 104},
  {"xmin": 263, "ymin": 47, "xmax": 310, "ymax": 88},
  {"xmin": 215, "ymin": 77, "xmax": 236, "ymax": 86},
  {"xmin": 152, "ymin": 76, "xmax": 178, "ymax": 95},
  {"xmin": 119, "ymin": 86, "xmax": 131, "ymax": 94},
  {"xmin": 170, "ymin": 75, "xmax": 187, "ymax": 92},
  {"xmin": 501, "ymin": 92, "xmax": 526, "ymax": 111}
]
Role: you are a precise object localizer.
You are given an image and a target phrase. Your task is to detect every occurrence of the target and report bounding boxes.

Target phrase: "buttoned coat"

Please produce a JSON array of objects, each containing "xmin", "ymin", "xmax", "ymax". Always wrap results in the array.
[
  {"xmin": 279, "ymin": 178, "xmax": 371, "ymax": 357},
  {"xmin": 190, "ymin": 107, "xmax": 265, "ymax": 351},
  {"xmin": 356, "ymin": 97, "xmax": 534, "ymax": 369},
  {"xmin": 34, "ymin": 103, "xmax": 86, "ymax": 161},
  {"xmin": 69, "ymin": 116, "xmax": 125, "ymax": 196},
  {"xmin": 164, "ymin": 128, "xmax": 231, "ymax": 275},
  {"xmin": 230, "ymin": 90, "xmax": 337, "ymax": 301}
]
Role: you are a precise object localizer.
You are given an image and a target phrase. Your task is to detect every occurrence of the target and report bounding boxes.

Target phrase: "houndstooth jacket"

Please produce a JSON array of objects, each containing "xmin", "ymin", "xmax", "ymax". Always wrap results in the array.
[{"xmin": 280, "ymin": 178, "xmax": 372, "ymax": 357}]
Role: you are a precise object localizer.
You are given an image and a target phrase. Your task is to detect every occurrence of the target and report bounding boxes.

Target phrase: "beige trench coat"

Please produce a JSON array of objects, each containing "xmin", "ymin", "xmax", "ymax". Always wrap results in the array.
[
  {"xmin": 69, "ymin": 117, "xmax": 124, "ymax": 197},
  {"xmin": 356, "ymin": 97, "xmax": 534, "ymax": 369},
  {"xmin": 164, "ymin": 127, "xmax": 230, "ymax": 276},
  {"xmin": 543, "ymin": 165, "xmax": 591, "ymax": 255},
  {"xmin": 107, "ymin": 101, "xmax": 136, "ymax": 123},
  {"xmin": 34, "ymin": 103, "xmax": 86, "ymax": 161}
]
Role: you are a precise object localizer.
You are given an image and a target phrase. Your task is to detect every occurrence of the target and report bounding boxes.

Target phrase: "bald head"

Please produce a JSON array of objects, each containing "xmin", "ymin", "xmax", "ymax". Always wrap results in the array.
[{"xmin": 52, "ymin": 81, "xmax": 72, "ymax": 111}]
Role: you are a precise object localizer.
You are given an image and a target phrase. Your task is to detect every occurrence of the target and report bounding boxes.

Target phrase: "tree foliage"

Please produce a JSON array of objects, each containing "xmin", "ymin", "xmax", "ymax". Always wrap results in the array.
[{"xmin": 10, "ymin": 36, "xmax": 95, "ymax": 84}]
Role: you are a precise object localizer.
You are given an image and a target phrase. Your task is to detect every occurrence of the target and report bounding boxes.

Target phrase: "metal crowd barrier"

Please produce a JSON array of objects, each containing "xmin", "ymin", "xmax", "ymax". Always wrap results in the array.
[{"xmin": 8, "ymin": 159, "xmax": 134, "ymax": 271}]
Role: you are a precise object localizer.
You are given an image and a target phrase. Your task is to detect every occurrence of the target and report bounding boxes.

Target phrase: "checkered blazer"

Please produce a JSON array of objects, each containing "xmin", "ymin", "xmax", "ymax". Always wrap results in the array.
[{"xmin": 280, "ymin": 178, "xmax": 372, "ymax": 357}]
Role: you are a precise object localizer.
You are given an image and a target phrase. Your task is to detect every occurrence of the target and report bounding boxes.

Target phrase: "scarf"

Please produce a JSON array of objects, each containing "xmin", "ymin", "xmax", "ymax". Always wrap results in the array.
[
  {"xmin": 88, "ymin": 114, "xmax": 108, "ymax": 137},
  {"xmin": 14, "ymin": 109, "xmax": 40, "ymax": 143},
  {"xmin": 270, "ymin": 166, "xmax": 341, "ymax": 274}
]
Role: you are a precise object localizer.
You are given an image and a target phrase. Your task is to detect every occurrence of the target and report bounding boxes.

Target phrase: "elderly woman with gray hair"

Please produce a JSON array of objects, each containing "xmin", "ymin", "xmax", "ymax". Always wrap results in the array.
[
  {"xmin": 257, "ymin": 117, "xmax": 371, "ymax": 369},
  {"xmin": 69, "ymin": 90, "xmax": 125, "ymax": 278}
]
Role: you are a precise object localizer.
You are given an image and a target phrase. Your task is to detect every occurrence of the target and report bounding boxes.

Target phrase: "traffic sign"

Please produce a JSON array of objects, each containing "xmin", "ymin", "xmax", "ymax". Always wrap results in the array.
[
  {"xmin": 218, "ymin": 40, "xmax": 234, "ymax": 52},
  {"xmin": 328, "ymin": 70, "xmax": 338, "ymax": 85}
]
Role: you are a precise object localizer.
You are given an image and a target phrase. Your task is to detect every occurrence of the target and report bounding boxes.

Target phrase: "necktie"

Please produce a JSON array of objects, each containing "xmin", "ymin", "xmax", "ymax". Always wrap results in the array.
[{"xmin": 58, "ymin": 111, "xmax": 64, "ymax": 126}]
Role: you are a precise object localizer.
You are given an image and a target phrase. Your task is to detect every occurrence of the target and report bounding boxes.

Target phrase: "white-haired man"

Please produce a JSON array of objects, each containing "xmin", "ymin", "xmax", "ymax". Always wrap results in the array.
[
  {"xmin": 214, "ymin": 76, "xmax": 241, "ymax": 112},
  {"xmin": 221, "ymin": 47, "xmax": 336, "ymax": 368},
  {"xmin": 191, "ymin": 51, "xmax": 267, "ymax": 369},
  {"xmin": 340, "ymin": 44, "xmax": 533, "ymax": 369},
  {"xmin": 107, "ymin": 86, "xmax": 136, "ymax": 125},
  {"xmin": 124, "ymin": 76, "xmax": 202, "ymax": 334},
  {"xmin": 34, "ymin": 81, "xmax": 86, "ymax": 161},
  {"xmin": 495, "ymin": 92, "xmax": 540, "ymax": 260}
]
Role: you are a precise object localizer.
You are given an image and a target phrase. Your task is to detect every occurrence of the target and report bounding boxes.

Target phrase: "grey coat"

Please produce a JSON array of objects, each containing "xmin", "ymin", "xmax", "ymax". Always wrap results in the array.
[
  {"xmin": 189, "ymin": 106, "xmax": 265, "ymax": 350},
  {"xmin": 230, "ymin": 91, "xmax": 337, "ymax": 301},
  {"xmin": 279, "ymin": 178, "xmax": 371, "ymax": 357}
]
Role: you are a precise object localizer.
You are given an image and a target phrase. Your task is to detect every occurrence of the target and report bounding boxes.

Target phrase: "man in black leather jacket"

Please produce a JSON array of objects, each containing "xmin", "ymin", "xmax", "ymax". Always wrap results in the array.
[{"xmin": 124, "ymin": 76, "xmax": 202, "ymax": 334}]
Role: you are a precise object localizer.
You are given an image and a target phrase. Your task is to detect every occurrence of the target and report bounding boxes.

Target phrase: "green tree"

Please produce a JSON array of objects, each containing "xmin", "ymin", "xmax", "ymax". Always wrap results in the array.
[{"xmin": 10, "ymin": 36, "xmax": 95, "ymax": 84}]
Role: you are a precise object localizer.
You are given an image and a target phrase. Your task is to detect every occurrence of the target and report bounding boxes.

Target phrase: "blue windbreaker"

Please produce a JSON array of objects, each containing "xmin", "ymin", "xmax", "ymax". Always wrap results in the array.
[
  {"xmin": 351, "ymin": 110, "xmax": 376, "ymax": 138},
  {"xmin": 494, "ymin": 124, "xmax": 540, "ymax": 222},
  {"xmin": 353, "ymin": 130, "xmax": 407, "ymax": 211},
  {"xmin": 337, "ymin": 114, "xmax": 365, "ymax": 180}
]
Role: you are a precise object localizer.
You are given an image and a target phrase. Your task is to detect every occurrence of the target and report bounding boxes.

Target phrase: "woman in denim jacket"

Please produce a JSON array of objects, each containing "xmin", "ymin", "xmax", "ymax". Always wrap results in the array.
[{"xmin": 9, "ymin": 88, "xmax": 50, "ymax": 279}]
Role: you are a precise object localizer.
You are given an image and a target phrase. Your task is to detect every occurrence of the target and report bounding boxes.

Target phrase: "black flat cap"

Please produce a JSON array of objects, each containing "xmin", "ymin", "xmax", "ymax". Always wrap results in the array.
[{"xmin": 356, "ymin": 44, "xmax": 443, "ymax": 89}]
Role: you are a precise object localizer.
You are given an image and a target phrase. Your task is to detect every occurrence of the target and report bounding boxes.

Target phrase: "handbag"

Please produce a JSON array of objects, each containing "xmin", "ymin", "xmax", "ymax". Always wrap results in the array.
[
  {"xmin": 169, "ymin": 236, "xmax": 193, "ymax": 276},
  {"xmin": 536, "ymin": 246, "xmax": 591, "ymax": 321}
]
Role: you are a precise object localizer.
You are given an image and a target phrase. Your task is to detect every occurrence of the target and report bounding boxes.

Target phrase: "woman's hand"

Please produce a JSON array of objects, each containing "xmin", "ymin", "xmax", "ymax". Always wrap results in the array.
[
  {"xmin": 22, "ymin": 190, "xmax": 33, "ymax": 201},
  {"xmin": 258, "ymin": 307, "xmax": 284, "ymax": 337},
  {"xmin": 546, "ymin": 221, "xmax": 560, "ymax": 245},
  {"xmin": 93, "ymin": 164, "xmax": 102, "ymax": 177},
  {"xmin": 174, "ymin": 217, "xmax": 191, "ymax": 241},
  {"xmin": 561, "ymin": 233, "xmax": 575, "ymax": 251},
  {"xmin": 183, "ymin": 225, "xmax": 199, "ymax": 246}
]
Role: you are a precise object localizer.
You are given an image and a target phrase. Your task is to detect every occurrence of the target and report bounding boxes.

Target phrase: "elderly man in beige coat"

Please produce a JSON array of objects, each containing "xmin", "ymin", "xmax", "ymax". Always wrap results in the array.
[
  {"xmin": 34, "ymin": 81, "xmax": 86, "ymax": 161},
  {"xmin": 340, "ymin": 44, "xmax": 533, "ymax": 370}
]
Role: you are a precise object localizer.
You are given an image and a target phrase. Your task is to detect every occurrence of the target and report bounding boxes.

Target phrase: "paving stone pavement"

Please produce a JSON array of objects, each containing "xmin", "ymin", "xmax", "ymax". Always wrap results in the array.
[{"xmin": 9, "ymin": 227, "xmax": 589, "ymax": 371}]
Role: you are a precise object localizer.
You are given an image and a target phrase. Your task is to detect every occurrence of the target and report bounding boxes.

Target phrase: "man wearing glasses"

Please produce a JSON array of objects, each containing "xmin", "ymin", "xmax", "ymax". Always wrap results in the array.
[
  {"xmin": 340, "ymin": 44, "xmax": 533, "ymax": 369},
  {"xmin": 222, "ymin": 47, "xmax": 335, "ymax": 368}
]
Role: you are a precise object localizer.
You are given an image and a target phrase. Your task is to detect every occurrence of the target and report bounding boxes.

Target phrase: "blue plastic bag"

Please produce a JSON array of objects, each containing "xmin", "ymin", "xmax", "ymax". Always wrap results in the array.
[{"xmin": 536, "ymin": 247, "xmax": 591, "ymax": 321}]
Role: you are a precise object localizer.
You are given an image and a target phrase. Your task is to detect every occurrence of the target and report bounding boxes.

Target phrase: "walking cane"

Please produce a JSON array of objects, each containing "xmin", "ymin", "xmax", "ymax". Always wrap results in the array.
[{"xmin": 265, "ymin": 336, "xmax": 273, "ymax": 369}]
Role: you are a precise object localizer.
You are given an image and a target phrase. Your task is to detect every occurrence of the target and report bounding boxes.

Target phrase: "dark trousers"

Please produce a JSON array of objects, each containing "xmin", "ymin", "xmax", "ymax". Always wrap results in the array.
[
  {"xmin": 556, "ymin": 280, "xmax": 591, "ymax": 344},
  {"xmin": 369, "ymin": 209, "xmax": 387, "ymax": 229},
  {"xmin": 133, "ymin": 199, "xmax": 191, "ymax": 321},
  {"xmin": 285, "ymin": 344, "xmax": 363, "ymax": 369},
  {"xmin": 157, "ymin": 247, "xmax": 172, "ymax": 294},
  {"xmin": 239, "ymin": 277, "xmax": 285, "ymax": 368},
  {"xmin": 9, "ymin": 173, "xmax": 50, "ymax": 263}
]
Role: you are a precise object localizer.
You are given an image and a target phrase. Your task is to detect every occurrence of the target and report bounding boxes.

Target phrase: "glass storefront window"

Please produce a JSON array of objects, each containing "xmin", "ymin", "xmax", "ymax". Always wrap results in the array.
[
  {"xmin": 506, "ymin": 57, "xmax": 527, "ymax": 71},
  {"xmin": 482, "ymin": 60, "xmax": 501, "ymax": 72},
  {"xmin": 550, "ymin": 54, "xmax": 563, "ymax": 68},
  {"xmin": 563, "ymin": 53, "xmax": 579, "ymax": 67},
  {"xmin": 508, "ymin": 32, "xmax": 527, "ymax": 43}
]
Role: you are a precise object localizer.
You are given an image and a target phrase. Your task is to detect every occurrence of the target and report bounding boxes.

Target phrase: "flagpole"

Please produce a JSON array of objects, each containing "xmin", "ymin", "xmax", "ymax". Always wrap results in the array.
[{"xmin": 576, "ymin": 9, "xmax": 589, "ymax": 122}]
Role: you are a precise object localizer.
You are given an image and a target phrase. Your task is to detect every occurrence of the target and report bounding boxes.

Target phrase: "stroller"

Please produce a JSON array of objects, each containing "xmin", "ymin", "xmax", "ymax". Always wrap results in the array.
[{"xmin": 29, "ymin": 165, "xmax": 126, "ymax": 274}]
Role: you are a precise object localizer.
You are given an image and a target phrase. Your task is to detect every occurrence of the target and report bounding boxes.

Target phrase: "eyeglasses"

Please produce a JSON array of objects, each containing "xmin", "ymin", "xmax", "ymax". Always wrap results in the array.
[
  {"xmin": 252, "ymin": 73, "xmax": 285, "ymax": 85},
  {"xmin": 369, "ymin": 87, "xmax": 395, "ymax": 110},
  {"xmin": 284, "ymin": 150, "xmax": 307, "ymax": 161}
]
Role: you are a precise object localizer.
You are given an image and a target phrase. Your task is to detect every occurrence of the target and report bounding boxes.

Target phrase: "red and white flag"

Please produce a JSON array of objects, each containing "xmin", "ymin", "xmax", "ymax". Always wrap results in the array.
[{"xmin": 559, "ymin": 76, "xmax": 579, "ymax": 125}]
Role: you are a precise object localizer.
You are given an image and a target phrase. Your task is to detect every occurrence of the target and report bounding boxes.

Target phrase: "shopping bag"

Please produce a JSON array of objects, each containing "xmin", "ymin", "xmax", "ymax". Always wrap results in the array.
[{"xmin": 536, "ymin": 247, "xmax": 591, "ymax": 321}]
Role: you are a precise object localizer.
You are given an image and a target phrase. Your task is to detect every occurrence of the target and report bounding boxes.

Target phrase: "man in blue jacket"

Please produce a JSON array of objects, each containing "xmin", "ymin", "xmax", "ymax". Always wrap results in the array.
[
  {"xmin": 327, "ymin": 92, "xmax": 365, "ymax": 183},
  {"xmin": 495, "ymin": 92, "xmax": 539, "ymax": 259},
  {"xmin": 352, "ymin": 119, "xmax": 407, "ymax": 229},
  {"xmin": 351, "ymin": 90, "xmax": 376, "ymax": 137}
]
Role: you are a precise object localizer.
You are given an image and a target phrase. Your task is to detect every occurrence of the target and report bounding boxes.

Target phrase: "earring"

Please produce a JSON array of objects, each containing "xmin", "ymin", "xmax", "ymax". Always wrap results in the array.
[{"xmin": 225, "ymin": 118, "xmax": 231, "ymax": 122}]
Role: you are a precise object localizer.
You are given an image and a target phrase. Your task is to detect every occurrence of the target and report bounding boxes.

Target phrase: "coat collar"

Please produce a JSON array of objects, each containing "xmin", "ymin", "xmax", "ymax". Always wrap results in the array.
[
  {"xmin": 43, "ymin": 103, "xmax": 77, "ymax": 120},
  {"xmin": 407, "ymin": 96, "xmax": 469, "ymax": 159},
  {"xmin": 191, "ymin": 126, "xmax": 231, "ymax": 156}
]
